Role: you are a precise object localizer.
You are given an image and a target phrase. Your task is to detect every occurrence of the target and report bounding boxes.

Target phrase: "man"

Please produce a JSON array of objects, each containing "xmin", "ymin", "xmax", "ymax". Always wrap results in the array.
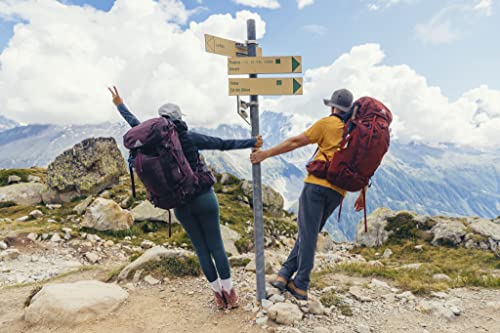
[{"xmin": 250, "ymin": 88, "xmax": 365, "ymax": 300}]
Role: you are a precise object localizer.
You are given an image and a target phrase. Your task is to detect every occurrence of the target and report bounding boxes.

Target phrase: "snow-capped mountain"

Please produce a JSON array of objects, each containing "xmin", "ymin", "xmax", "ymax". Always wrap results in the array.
[
  {"xmin": 0, "ymin": 115, "xmax": 19, "ymax": 132},
  {"xmin": 0, "ymin": 112, "xmax": 498, "ymax": 241}
]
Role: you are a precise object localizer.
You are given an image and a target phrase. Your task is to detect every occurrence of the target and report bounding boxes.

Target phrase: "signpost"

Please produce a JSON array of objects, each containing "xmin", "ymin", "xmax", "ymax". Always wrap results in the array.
[
  {"xmin": 229, "ymin": 77, "xmax": 303, "ymax": 96},
  {"xmin": 205, "ymin": 34, "xmax": 262, "ymax": 57},
  {"xmin": 228, "ymin": 56, "xmax": 302, "ymax": 75},
  {"xmin": 204, "ymin": 21, "xmax": 302, "ymax": 302}
]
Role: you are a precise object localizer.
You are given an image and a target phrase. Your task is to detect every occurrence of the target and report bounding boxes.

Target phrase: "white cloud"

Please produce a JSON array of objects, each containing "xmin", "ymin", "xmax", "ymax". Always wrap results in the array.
[
  {"xmin": 297, "ymin": 0, "xmax": 315, "ymax": 10},
  {"xmin": 473, "ymin": 0, "xmax": 493, "ymax": 16},
  {"xmin": 303, "ymin": 24, "xmax": 327, "ymax": 35},
  {"xmin": 415, "ymin": 2, "xmax": 494, "ymax": 45},
  {"xmin": 231, "ymin": 0, "xmax": 280, "ymax": 9},
  {"xmin": 0, "ymin": 0, "xmax": 265, "ymax": 128},
  {"xmin": 262, "ymin": 44, "xmax": 500, "ymax": 148},
  {"xmin": 366, "ymin": 0, "xmax": 415, "ymax": 10}
]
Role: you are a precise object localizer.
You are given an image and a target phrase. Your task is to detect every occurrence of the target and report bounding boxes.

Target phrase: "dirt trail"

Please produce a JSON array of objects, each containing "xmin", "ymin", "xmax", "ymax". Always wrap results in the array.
[{"xmin": 0, "ymin": 269, "xmax": 264, "ymax": 333}]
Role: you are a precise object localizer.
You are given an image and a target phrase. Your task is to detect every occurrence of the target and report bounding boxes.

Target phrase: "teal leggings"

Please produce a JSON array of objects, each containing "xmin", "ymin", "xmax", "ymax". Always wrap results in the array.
[{"xmin": 174, "ymin": 190, "xmax": 231, "ymax": 282}]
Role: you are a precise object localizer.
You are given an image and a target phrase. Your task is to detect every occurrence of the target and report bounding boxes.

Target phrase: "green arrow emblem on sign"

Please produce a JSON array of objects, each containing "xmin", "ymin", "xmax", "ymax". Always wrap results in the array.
[
  {"xmin": 293, "ymin": 78, "xmax": 301, "ymax": 94},
  {"xmin": 292, "ymin": 57, "xmax": 300, "ymax": 72}
]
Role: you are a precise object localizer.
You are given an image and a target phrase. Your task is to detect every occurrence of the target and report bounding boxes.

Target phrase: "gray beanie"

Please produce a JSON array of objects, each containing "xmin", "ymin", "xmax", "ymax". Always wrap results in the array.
[{"xmin": 158, "ymin": 103, "xmax": 185, "ymax": 121}]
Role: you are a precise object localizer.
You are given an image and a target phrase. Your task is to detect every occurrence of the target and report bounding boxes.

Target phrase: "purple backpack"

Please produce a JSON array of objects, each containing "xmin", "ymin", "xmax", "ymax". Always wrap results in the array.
[{"xmin": 123, "ymin": 117, "xmax": 201, "ymax": 234}]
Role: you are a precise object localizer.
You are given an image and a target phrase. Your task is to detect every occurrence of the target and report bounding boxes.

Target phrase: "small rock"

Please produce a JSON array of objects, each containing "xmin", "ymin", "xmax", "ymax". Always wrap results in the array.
[
  {"xmin": 256, "ymin": 316, "xmax": 268, "ymax": 326},
  {"xmin": 132, "ymin": 269, "xmax": 144, "ymax": 284},
  {"xmin": 356, "ymin": 323, "xmax": 371, "ymax": 333},
  {"xmin": 99, "ymin": 190, "xmax": 112, "ymax": 199},
  {"xmin": 84, "ymin": 252, "xmax": 100, "ymax": 264},
  {"xmin": 104, "ymin": 240, "xmax": 115, "ymax": 248},
  {"xmin": 268, "ymin": 302, "xmax": 303, "ymax": 325},
  {"xmin": 269, "ymin": 294, "xmax": 285, "ymax": 303},
  {"xmin": 0, "ymin": 249, "xmax": 20, "ymax": 261},
  {"xmin": 27, "ymin": 233, "xmax": 38, "ymax": 241},
  {"xmin": 27, "ymin": 175, "xmax": 41, "ymax": 183},
  {"xmin": 414, "ymin": 245, "xmax": 424, "ymax": 251},
  {"xmin": 431, "ymin": 292, "xmax": 448, "ymax": 299},
  {"xmin": 349, "ymin": 286, "xmax": 372, "ymax": 302},
  {"xmin": 15, "ymin": 216, "xmax": 30, "ymax": 222},
  {"xmin": 73, "ymin": 196, "xmax": 94, "ymax": 215},
  {"xmin": 370, "ymin": 278, "xmax": 391, "ymax": 289},
  {"xmin": 7, "ymin": 175, "xmax": 22, "ymax": 184},
  {"xmin": 399, "ymin": 263, "xmax": 423, "ymax": 270},
  {"xmin": 144, "ymin": 275, "xmax": 160, "ymax": 285},
  {"xmin": 50, "ymin": 233, "xmax": 62, "ymax": 242},
  {"xmin": 382, "ymin": 248, "xmax": 393, "ymax": 259},
  {"xmin": 367, "ymin": 260, "xmax": 384, "ymax": 267},
  {"xmin": 314, "ymin": 328, "xmax": 330, "ymax": 333},
  {"xmin": 433, "ymin": 274, "xmax": 452, "ymax": 282},
  {"xmin": 0, "ymin": 241, "xmax": 8, "ymax": 250},
  {"xmin": 261, "ymin": 299, "xmax": 273, "ymax": 310},
  {"xmin": 46, "ymin": 204, "xmax": 62, "ymax": 210},
  {"xmin": 308, "ymin": 299, "xmax": 325, "ymax": 315},
  {"xmin": 141, "ymin": 240, "xmax": 156, "ymax": 249},
  {"xmin": 29, "ymin": 210, "xmax": 44, "ymax": 219},
  {"xmin": 47, "ymin": 219, "xmax": 57, "ymax": 223}
]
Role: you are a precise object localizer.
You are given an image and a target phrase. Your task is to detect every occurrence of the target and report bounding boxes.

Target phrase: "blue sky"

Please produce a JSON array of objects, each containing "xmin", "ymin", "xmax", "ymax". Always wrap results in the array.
[
  {"xmin": 1, "ymin": 0, "xmax": 496, "ymax": 99},
  {"xmin": 0, "ymin": 0, "xmax": 499, "ymax": 147}
]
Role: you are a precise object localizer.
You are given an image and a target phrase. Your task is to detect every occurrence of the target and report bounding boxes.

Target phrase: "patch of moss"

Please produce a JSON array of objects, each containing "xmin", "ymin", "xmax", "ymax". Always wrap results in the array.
[
  {"xmin": 320, "ymin": 290, "xmax": 343, "ymax": 307},
  {"xmin": 385, "ymin": 213, "xmax": 436, "ymax": 244},
  {"xmin": 230, "ymin": 257, "xmax": 251, "ymax": 267},
  {"xmin": 139, "ymin": 255, "xmax": 201, "ymax": 278},
  {"xmin": 24, "ymin": 285, "xmax": 43, "ymax": 307},
  {"xmin": 338, "ymin": 304, "xmax": 353, "ymax": 316},
  {"xmin": 0, "ymin": 201, "xmax": 17, "ymax": 208}
]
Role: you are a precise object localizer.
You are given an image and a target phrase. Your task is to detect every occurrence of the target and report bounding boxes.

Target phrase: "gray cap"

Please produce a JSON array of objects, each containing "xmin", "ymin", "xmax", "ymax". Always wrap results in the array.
[
  {"xmin": 158, "ymin": 103, "xmax": 185, "ymax": 121},
  {"xmin": 323, "ymin": 89, "xmax": 354, "ymax": 112}
]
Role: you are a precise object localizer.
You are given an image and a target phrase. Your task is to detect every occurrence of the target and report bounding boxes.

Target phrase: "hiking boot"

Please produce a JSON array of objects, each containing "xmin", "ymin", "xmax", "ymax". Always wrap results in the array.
[
  {"xmin": 213, "ymin": 291, "xmax": 226, "ymax": 310},
  {"xmin": 269, "ymin": 275, "xmax": 288, "ymax": 292},
  {"xmin": 286, "ymin": 280, "xmax": 308, "ymax": 301},
  {"xmin": 222, "ymin": 288, "xmax": 239, "ymax": 309}
]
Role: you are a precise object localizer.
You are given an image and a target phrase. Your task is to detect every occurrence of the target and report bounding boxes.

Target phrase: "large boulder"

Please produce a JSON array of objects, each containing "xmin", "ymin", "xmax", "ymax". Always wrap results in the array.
[
  {"xmin": 47, "ymin": 137, "xmax": 126, "ymax": 197},
  {"xmin": 356, "ymin": 208, "xmax": 398, "ymax": 247},
  {"xmin": 81, "ymin": 198, "xmax": 134, "ymax": 231},
  {"xmin": 24, "ymin": 280, "xmax": 128, "ymax": 325},
  {"xmin": 220, "ymin": 225, "xmax": 241, "ymax": 256},
  {"xmin": 0, "ymin": 183, "xmax": 44, "ymax": 205},
  {"xmin": 431, "ymin": 218, "xmax": 467, "ymax": 246},
  {"xmin": 241, "ymin": 180, "xmax": 284, "ymax": 216},
  {"xmin": 131, "ymin": 201, "xmax": 179, "ymax": 224},
  {"xmin": 468, "ymin": 218, "xmax": 500, "ymax": 241}
]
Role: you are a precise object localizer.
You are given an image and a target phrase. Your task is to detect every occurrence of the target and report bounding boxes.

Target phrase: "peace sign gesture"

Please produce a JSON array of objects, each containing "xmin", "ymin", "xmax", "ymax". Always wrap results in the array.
[{"xmin": 108, "ymin": 86, "xmax": 124, "ymax": 106}]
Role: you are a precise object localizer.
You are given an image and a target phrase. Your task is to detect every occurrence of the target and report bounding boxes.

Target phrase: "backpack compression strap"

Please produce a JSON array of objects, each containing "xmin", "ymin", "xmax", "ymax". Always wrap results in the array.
[{"xmin": 168, "ymin": 210, "xmax": 172, "ymax": 238}]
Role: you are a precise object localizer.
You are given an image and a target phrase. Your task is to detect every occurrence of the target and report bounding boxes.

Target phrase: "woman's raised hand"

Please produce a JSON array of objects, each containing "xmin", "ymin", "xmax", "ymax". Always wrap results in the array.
[{"xmin": 108, "ymin": 86, "xmax": 123, "ymax": 106}]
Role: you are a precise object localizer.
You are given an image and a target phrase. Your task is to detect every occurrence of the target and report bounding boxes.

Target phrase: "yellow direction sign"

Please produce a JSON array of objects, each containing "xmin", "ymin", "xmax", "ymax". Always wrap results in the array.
[
  {"xmin": 228, "ymin": 78, "xmax": 303, "ymax": 96},
  {"xmin": 205, "ymin": 34, "xmax": 262, "ymax": 57},
  {"xmin": 228, "ymin": 56, "xmax": 301, "ymax": 75}
]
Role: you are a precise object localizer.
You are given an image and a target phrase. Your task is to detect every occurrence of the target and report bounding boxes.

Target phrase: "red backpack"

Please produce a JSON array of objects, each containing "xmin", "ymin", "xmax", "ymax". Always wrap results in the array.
[{"xmin": 307, "ymin": 97, "xmax": 392, "ymax": 231}]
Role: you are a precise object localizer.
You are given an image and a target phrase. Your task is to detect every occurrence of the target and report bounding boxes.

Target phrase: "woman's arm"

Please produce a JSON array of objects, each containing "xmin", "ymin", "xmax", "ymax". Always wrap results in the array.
[
  {"xmin": 108, "ymin": 86, "xmax": 141, "ymax": 127},
  {"xmin": 189, "ymin": 132, "xmax": 260, "ymax": 151},
  {"xmin": 250, "ymin": 134, "xmax": 310, "ymax": 164}
]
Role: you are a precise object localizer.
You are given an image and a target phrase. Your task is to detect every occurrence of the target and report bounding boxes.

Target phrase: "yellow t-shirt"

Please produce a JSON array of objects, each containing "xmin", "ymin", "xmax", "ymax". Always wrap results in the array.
[{"xmin": 304, "ymin": 116, "xmax": 347, "ymax": 196}]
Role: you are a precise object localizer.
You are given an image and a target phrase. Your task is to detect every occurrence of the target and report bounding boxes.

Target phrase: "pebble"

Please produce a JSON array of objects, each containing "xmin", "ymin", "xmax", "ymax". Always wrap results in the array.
[
  {"xmin": 15, "ymin": 216, "xmax": 30, "ymax": 222},
  {"xmin": 269, "ymin": 294, "xmax": 285, "ymax": 303},
  {"xmin": 261, "ymin": 299, "xmax": 273, "ymax": 310},
  {"xmin": 0, "ymin": 241, "xmax": 7, "ymax": 250},
  {"xmin": 29, "ymin": 210, "xmax": 44, "ymax": 219},
  {"xmin": 256, "ymin": 316, "xmax": 268, "ymax": 326},
  {"xmin": 27, "ymin": 233, "xmax": 38, "ymax": 241},
  {"xmin": 84, "ymin": 252, "xmax": 100, "ymax": 264},
  {"xmin": 144, "ymin": 275, "xmax": 160, "ymax": 285},
  {"xmin": 50, "ymin": 233, "xmax": 62, "ymax": 243}
]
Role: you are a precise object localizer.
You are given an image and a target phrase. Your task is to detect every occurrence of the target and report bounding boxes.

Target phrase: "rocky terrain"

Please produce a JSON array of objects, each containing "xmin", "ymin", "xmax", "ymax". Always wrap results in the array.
[{"xmin": 0, "ymin": 137, "xmax": 499, "ymax": 333}]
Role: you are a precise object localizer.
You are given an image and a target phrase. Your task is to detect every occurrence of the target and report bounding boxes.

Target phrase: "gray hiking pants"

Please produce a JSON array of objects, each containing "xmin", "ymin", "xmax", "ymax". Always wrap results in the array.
[{"xmin": 278, "ymin": 183, "xmax": 343, "ymax": 291}]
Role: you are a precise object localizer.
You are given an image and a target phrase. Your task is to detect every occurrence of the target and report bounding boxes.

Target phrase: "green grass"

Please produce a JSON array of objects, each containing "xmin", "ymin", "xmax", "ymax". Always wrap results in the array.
[
  {"xmin": 326, "ymin": 241, "xmax": 500, "ymax": 295},
  {"xmin": 0, "ymin": 167, "xmax": 47, "ymax": 187},
  {"xmin": 133, "ymin": 255, "xmax": 201, "ymax": 279}
]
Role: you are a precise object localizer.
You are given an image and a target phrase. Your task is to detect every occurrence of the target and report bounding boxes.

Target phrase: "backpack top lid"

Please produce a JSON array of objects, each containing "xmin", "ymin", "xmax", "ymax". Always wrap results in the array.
[
  {"xmin": 352, "ymin": 96, "xmax": 393, "ymax": 125},
  {"xmin": 123, "ymin": 117, "xmax": 174, "ymax": 150}
]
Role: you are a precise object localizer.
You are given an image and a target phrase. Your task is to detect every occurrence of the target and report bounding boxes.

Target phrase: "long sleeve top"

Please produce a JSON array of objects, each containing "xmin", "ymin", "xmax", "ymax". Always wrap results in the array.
[{"xmin": 117, "ymin": 103, "xmax": 257, "ymax": 150}]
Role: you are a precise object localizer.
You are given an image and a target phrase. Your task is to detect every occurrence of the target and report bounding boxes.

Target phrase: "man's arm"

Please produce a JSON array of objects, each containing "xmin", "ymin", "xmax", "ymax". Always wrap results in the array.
[
  {"xmin": 189, "ymin": 132, "xmax": 259, "ymax": 151},
  {"xmin": 250, "ymin": 134, "xmax": 310, "ymax": 164}
]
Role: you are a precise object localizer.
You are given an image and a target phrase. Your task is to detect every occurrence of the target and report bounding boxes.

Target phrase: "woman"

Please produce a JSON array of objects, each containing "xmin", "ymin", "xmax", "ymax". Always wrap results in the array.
[{"xmin": 109, "ymin": 86, "xmax": 262, "ymax": 310}]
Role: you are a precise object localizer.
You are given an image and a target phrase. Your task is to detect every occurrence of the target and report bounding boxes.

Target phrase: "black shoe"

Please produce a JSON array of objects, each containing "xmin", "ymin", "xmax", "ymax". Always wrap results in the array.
[{"xmin": 286, "ymin": 280, "xmax": 308, "ymax": 301}]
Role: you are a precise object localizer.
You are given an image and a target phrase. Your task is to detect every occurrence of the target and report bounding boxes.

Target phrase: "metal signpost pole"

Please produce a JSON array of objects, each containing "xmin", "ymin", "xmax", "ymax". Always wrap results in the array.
[{"xmin": 246, "ymin": 19, "xmax": 266, "ymax": 301}]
